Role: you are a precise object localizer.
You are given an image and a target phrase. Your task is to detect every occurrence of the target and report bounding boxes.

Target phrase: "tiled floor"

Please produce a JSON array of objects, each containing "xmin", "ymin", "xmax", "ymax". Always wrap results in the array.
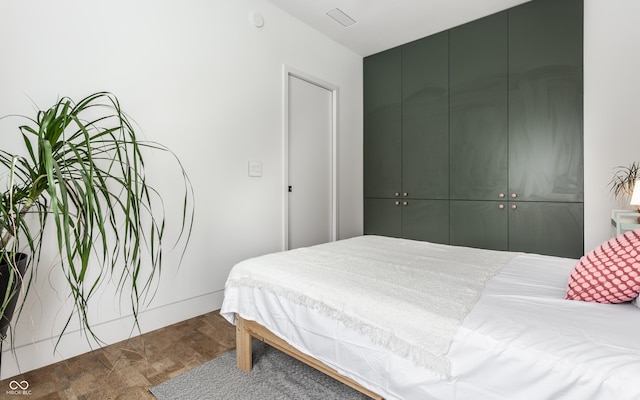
[{"xmin": 0, "ymin": 310, "xmax": 236, "ymax": 399}]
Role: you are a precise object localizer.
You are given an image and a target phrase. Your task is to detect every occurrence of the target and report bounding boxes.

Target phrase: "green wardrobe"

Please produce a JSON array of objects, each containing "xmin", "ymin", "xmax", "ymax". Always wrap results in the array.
[{"xmin": 363, "ymin": 0, "xmax": 584, "ymax": 258}]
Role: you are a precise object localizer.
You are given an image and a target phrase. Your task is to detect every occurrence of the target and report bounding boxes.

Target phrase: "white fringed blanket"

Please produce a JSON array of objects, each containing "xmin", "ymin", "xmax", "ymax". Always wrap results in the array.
[{"xmin": 224, "ymin": 235, "xmax": 518, "ymax": 377}]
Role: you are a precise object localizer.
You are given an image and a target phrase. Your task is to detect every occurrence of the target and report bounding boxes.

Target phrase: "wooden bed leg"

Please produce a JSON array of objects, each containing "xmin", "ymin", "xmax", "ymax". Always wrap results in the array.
[
  {"xmin": 236, "ymin": 315, "xmax": 253, "ymax": 371},
  {"xmin": 233, "ymin": 315, "xmax": 384, "ymax": 399}
]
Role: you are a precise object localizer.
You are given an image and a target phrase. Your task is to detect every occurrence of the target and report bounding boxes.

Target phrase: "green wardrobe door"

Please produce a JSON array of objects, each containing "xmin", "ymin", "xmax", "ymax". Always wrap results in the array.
[
  {"xmin": 450, "ymin": 12, "xmax": 508, "ymax": 201},
  {"xmin": 508, "ymin": 0, "xmax": 584, "ymax": 202},
  {"xmin": 402, "ymin": 200, "xmax": 450, "ymax": 244},
  {"xmin": 402, "ymin": 32, "xmax": 449, "ymax": 199},
  {"xmin": 509, "ymin": 202, "xmax": 584, "ymax": 258},
  {"xmin": 364, "ymin": 47, "xmax": 402, "ymax": 199},
  {"xmin": 450, "ymin": 201, "xmax": 508, "ymax": 251},
  {"xmin": 364, "ymin": 198, "xmax": 402, "ymax": 238}
]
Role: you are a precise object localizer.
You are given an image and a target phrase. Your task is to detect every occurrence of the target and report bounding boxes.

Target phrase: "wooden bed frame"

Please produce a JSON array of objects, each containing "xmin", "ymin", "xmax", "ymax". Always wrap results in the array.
[{"xmin": 235, "ymin": 314, "xmax": 384, "ymax": 400}]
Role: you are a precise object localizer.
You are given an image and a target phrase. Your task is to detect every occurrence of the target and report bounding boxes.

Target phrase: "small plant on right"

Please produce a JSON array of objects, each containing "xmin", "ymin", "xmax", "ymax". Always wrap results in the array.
[{"xmin": 610, "ymin": 162, "xmax": 640, "ymax": 206}]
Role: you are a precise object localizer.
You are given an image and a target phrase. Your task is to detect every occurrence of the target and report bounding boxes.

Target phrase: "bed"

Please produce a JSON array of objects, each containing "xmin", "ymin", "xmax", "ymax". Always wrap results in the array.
[{"xmin": 220, "ymin": 234, "xmax": 640, "ymax": 400}]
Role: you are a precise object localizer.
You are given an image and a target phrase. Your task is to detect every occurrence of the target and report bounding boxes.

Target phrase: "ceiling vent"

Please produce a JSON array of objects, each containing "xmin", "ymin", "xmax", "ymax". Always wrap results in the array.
[{"xmin": 326, "ymin": 8, "xmax": 357, "ymax": 28}]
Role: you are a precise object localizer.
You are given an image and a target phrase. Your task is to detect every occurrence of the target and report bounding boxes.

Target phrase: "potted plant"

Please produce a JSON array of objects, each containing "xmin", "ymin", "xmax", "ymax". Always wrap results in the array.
[
  {"xmin": 610, "ymin": 161, "xmax": 640, "ymax": 206},
  {"xmin": 0, "ymin": 92, "xmax": 193, "ymax": 353}
]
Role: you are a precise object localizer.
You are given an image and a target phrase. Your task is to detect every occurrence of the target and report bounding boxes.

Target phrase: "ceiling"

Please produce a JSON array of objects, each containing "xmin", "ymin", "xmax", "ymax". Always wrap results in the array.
[{"xmin": 266, "ymin": 0, "xmax": 532, "ymax": 57}]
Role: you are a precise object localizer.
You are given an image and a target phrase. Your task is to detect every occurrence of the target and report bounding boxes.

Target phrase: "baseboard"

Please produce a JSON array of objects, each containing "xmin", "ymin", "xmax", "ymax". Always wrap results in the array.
[{"xmin": 0, "ymin": 289, "xmax": 225, "ymax": 380}]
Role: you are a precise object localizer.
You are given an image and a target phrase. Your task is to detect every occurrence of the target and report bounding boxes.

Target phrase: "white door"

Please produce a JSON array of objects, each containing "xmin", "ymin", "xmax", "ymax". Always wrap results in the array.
[{"xmin": 286, "ymin": 72, "xmax": 336, "ymax": 250}]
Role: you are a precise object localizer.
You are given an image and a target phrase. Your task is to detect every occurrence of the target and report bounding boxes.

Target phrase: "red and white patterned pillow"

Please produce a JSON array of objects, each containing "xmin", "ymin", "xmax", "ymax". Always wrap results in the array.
[{"xmin": 566, "ymin": 229, "xmax": 640, "ymax": 303}]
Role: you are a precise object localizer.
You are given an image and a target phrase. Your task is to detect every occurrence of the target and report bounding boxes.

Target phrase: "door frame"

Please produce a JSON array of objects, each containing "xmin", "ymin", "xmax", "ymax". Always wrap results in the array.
[{"xmin": 282, "ymin": 65, "xmax": 339, "ymax": 251}]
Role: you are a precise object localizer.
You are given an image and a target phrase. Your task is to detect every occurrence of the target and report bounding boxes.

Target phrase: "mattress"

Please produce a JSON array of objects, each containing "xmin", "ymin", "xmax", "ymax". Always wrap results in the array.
[{"xmin": 221, "ymin": 236, "xmax": 640, "ymax": 400}]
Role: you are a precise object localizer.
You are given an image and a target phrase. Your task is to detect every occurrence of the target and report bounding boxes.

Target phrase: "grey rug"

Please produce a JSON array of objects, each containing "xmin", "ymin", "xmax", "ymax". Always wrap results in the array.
[{"xmin": 149, "ymin": 341, "xmax": 370, "ymax": 399}]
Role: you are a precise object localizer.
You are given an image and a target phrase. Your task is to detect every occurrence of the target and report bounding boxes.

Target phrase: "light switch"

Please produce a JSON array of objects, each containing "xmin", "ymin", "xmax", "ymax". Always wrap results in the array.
[{"xmin": 248, "ymin": 161, "xmax": 262, "ymax": 177}]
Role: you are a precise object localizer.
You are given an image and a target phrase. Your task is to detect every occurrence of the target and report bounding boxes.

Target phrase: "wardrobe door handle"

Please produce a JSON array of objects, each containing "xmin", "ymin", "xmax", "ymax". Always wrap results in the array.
[
  {"xmin": 498, "ymin": 193, "xmax": 505, "ymax": 198},
  {"xmin": 394, "ymin": 201, "xmax": 400, "ymax": 206},
  {"xmin": 511, "ymin": 193, "xmax": 517, "ymax": 199},
  {"xmin": 511, "ymin": 204, "xmax": 517, "ymax": 210},
  {"xmin": 402, "ymin": 201, "xmax": 408, "ymax": 206},
  {"xmin": 498, "ymin": 204, "xmax": 505, "ymax": 210},
  {"xmin": 394, "ymin": 192, "xmax": 400, "ymax": 197},
  {"xmin": 403, "ymin": 192, "xmax": 408, "ymax": 197}
]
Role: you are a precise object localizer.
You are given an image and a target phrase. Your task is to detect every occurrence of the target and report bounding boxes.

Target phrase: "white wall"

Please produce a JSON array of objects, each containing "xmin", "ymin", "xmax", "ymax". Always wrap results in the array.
[
  {"xmin": 0, "ymin": 0, "xmax": 363, "ymax": 378},
  {"xmin": 584, "ymin": 0, "xmax": 640, "ymax": 250}
]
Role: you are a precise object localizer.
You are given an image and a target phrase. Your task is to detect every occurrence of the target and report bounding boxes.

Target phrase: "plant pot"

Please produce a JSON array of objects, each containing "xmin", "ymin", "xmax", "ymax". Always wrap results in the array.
[{"xmin": 0, "ymin": 253, "xmax": 28, "ymax": 341}]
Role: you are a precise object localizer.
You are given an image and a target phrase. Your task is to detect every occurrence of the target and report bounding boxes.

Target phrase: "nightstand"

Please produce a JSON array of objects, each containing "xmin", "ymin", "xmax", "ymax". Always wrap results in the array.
[{"xmin": 611, "ymin": 209, "xmax": 640, "ymax": 236}]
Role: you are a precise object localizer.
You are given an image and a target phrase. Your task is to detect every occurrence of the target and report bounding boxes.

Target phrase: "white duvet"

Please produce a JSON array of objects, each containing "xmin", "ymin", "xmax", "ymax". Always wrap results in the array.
[
  {"xmin": 221, "ymin": 236, "xmax": 640, "ymax": 400},
  {"xmin": 223, "ymin": 235, "xmax": 516, "ymax": 377}
]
